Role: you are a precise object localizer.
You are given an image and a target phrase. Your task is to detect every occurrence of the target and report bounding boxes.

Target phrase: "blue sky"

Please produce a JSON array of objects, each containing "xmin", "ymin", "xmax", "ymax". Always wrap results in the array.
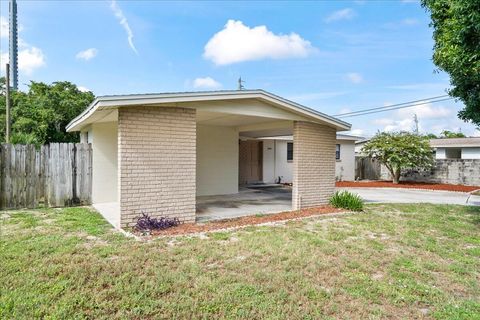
[{"xmin": 0, "ymin": 0, "xmax": 478, "ymax": 137}]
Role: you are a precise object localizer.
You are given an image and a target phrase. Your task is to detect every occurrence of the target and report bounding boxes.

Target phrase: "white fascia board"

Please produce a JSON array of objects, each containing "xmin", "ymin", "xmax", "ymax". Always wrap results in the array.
[{"xmin": 66, "ymin": 90, "xmax": 351, "ymax": 132}]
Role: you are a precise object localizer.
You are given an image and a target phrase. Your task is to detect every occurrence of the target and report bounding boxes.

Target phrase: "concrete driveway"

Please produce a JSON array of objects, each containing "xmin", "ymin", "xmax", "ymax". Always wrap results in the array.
[{"xmin": 338, "ymin": 187, "xmax": 480, "ymax": 206}]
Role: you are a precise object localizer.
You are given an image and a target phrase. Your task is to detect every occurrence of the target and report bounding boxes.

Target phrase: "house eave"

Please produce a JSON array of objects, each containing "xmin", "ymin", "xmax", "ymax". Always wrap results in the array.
[{"xmin": 66, "ymin": 90, "xmax": 351, "ymax": 132}]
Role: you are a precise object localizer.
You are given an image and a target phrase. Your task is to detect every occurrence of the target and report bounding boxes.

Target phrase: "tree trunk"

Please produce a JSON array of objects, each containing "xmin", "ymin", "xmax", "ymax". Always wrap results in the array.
[{"xmin": 392, "ymin": 169, "xmax": 401, "ymax": 184}]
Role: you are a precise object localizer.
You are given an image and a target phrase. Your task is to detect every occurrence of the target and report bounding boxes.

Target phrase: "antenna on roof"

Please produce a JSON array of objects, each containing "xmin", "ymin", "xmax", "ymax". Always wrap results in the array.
[{"xmin": 237, "ymin": 77, "xmax": 245, "ymax": 90}]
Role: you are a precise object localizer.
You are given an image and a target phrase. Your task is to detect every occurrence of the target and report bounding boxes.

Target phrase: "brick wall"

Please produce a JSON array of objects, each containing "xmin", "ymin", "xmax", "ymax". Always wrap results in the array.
[
  {"xmin": 292, "ymin": 121, "xmax": 336, "ymax": 209},
  {"xmin": 118, "ymin": 106, "xmax": 196, "ymax": 228}
]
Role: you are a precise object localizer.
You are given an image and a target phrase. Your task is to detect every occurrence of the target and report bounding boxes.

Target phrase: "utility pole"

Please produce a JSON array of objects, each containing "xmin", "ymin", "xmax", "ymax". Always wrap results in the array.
[
  {"xmin": 413, "ymin": 113, "xmax": 419, "ymax": 134},
  {"xmin": 5, "ymin": 63, "xmax": 11, "ymax": 143},
  {"xmin": 9, "ymin": 0, "xmax": 18, "ymax": 90},
  {"xmin": 237, "ymin": 77, "xmax": 245, "ymax": 90}
]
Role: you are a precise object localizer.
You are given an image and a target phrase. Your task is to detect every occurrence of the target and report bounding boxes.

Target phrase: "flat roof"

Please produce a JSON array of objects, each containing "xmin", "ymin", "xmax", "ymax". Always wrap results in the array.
[
  {"xmin": 430, "ymin": 137, "xmax": 480, "ymax": 148},
  {"xmin": 336, "ymin": 134, "xmax": 364, "ymax": 141},
  {"xmin": 66, "ymin": 89, "xmax": 351, "ymax": 132}
]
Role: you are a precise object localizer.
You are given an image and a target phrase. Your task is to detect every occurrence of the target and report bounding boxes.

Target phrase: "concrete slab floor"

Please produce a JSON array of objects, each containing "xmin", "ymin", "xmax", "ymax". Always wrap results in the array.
[
  {"xmin": 196, "ymin": 186, "xmax": 292, "ymax": 222},
  {"xmin": 93, "ymin": 202, "xmax": 120, "ymax": 229}
]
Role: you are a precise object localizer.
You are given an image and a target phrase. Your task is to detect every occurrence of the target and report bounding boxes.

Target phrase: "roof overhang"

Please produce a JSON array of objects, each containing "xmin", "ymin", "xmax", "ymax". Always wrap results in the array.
[
  {"xmin": 66, "ymin": 89, "xmax": 351, "ymax": 132},
  {"xmin": 430, "ymin": 138, "xmax": 480, "ymax": 148},
  {"xmin": 336, "ymin": 134, "xmax": 364, "ymax": 141}
]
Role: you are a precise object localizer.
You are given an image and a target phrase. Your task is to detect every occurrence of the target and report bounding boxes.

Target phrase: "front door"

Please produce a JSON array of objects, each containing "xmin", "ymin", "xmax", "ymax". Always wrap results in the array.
[{"xmin": 239, "ymin": 140, "xmax": 263, "ymax": 185}]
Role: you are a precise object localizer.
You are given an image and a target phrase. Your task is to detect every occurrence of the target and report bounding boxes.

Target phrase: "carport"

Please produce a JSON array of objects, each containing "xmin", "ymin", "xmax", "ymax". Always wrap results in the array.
[
  {"xmin": 196, "ymin": 185, "xmax": 292, "ymax": 222},
  {"xmin": 66, "ymin": 90, "xmax": 350, "ymax": 229}
]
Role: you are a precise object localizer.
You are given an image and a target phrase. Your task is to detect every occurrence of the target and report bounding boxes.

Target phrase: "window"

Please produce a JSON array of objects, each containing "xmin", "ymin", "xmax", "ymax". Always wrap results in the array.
[
  {"xmin": 336, "ymin": 144, "xmax": 341, "ymax": 160},
  {"xmin": 287, "ymin": 142, "xmax": 293, "ymax": 161}
]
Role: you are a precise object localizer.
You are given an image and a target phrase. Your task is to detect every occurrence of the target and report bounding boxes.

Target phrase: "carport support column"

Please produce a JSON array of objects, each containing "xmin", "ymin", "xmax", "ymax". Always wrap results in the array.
[
  {"xmin": 292, "ymin": 121, "xmax": 336, "ymax": 210},
  {"xmin": 118, "ymin": 106, "xmax": 196, "ymax": 228}
]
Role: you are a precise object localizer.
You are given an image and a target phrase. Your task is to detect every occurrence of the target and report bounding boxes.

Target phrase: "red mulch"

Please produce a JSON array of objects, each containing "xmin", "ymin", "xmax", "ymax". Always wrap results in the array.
[
  {"xmin": 336, "ymin": 181, "xmax": 480, "ymax": 193},
  {"xmin": 149, "ymin": 206, "xmax": 342, "ymax": 236}
]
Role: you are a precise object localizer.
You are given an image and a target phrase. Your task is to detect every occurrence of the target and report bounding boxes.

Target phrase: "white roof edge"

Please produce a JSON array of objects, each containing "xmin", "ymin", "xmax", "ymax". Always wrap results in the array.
[
  {"xmin": 336, "ymin": 134, "xmax": 364, "ymax": 141},
  {"xmin": 66, "ymin": 89, "xmax": 351, "ymax": 132}
]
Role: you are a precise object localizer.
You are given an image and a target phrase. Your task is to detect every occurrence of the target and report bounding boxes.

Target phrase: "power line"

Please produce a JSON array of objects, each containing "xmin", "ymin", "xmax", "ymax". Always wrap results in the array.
[
  {"xmin": 334, "ymin": 94, "xmax": 449, "ymax": 117},
  {"xmin": 337, "ymin": 97, "xmax": 453, "ymax": 118},
  {"xmin": 334, "ymin": 95, "xmax": 453, "ymax": 118},
  {"xmin": 338, "ymin": 97, "xmax": 453, "ymax": 118}
]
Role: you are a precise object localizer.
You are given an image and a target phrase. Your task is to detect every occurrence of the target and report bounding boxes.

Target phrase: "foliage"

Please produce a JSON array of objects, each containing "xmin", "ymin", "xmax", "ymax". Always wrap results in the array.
[
  {"xmin": 0, "ymin": 77, "xmax": 94, "ymax": 145},
  {"xmin": 424, "ymin": 130, "xmax": 466, "ymax": 139},
  {"xmin": 362, "ymin": 132, "xmax": 434, "ymax": 184},
  {"xmin": 135, "ymin": 212, "xmax": 180, "ymax": 231},
  {"xmin": 421, "ymin": 0, "xmax": 480, "ymax": 126},
  {"xmin": 440, "ymin": 130, "xmax": 466, "ymax": 138},
  {"xmin": 423, "ymin": 133, "xmax": 438, "ymax": 139},
  {"xmin": 329, "ymin": 190, "xmax": 364, "ymax": 211}
]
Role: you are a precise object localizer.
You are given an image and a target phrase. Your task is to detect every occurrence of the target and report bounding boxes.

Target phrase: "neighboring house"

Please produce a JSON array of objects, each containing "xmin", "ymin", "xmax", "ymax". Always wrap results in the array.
[
  {"xmin": 355, "ymin": 138, "xmax": 370, "ymax": 156},
  {"xmin": 354, "ymin": 136, "xmax": 480, "ymax": 185},
  {"xmin": 430, "ymin": 137, "xmax": 480, "ymax": 159},
  {"xmin": 67, "ymin": 90, "xmax": 351, "ymax": 228},
  {"xmin": 255, "ymin": 134, "xmax": 361, "ymax": 184}
]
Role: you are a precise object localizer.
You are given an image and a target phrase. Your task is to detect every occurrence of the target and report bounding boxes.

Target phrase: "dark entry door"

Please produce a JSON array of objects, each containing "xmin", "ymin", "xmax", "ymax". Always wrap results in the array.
[{"xmin": 239, "ymin": 140, "xmax": 263, "ymax": 185}]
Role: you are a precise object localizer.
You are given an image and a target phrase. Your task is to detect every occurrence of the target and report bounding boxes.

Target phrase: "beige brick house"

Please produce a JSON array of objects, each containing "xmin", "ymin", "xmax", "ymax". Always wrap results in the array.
[{"xmin": 66, "ymin": 90, "xmax": 351, "ymax": 228}]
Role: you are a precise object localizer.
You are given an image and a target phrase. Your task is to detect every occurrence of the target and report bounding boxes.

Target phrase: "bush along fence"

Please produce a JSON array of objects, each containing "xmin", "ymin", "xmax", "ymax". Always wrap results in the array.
[{"xmin": 0, "ymin": 143, "xmax": 92, "ymax": 210}]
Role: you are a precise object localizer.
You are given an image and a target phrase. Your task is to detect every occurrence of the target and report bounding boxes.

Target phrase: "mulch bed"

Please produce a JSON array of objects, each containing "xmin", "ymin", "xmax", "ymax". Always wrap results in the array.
[
  {"xmin": 336, "ymin": 181, "xmax": 480, "ymax": 193},
  {"xmin": 148, "ymin": 206, "xmax": 342, "ymax": 236}
]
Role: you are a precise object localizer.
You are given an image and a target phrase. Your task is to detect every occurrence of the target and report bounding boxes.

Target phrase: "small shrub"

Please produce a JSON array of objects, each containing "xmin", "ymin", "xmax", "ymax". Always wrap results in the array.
[
  {"xmin": 329, "ymin": 191, "xmax": 364, "ymax": 211},
  {"xmin": 135, "ymin": 212, "xmax": 180, "ymax": 231}
]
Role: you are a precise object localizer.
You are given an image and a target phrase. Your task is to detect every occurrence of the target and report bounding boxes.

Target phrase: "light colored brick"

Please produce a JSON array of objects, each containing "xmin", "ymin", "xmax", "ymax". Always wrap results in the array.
[
  {"xmin": 118, "ymin": 106, "xmax": 196, "ymax": 228},
  {"xmin": 292, "ymin": 121, "xmax": 336, "ymax": 209}
]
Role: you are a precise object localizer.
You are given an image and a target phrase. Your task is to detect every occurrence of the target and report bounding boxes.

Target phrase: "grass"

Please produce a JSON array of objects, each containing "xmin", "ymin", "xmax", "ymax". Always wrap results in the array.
[{"xmin": 1, "ymin": 204, "xmax": 479, "ymax": 319}]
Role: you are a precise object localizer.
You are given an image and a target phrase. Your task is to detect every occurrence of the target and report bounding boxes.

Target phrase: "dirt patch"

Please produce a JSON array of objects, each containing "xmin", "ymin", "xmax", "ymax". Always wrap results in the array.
[
  {"xmin": 146, "ymin": 206, "xmax": 342, "ymax": 237},
  {"xmin": 336, "ymin": 181, "xmax": 479, "ymax": 193}
]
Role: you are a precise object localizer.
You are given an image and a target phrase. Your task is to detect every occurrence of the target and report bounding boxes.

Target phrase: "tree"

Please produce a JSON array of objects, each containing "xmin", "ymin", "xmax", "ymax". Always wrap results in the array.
[
  {"xmin": 0, "ymin": 78, "xmax": 94, "ymax": 145},
  {"xmin": 440, "ymin": 130, "xmax": 466, "ymax": 138},
  {"xmin": 423, "ymin": 133, "xmax": 438, "ymax": 139},
  {"xmin": 362, "ymin": 132, "xmax": 434, "ymax": 184},
  {"xmin": 421, "ymin": 0, "xmax": 480, "ymax": 126}
]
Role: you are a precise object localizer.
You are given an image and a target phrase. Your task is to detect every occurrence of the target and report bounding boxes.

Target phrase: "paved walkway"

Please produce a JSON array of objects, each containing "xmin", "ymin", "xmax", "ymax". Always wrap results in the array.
[{"xmin": 339, "ymin": 187, "xmax": 480, "ymax": 206}]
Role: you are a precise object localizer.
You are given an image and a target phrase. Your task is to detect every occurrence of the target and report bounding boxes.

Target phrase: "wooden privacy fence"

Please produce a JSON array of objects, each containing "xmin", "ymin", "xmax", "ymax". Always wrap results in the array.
[
  {"xmin": 355, "ymin": 156, "xmax": 381, "ymax": 180},
  {"xmin": 0, "ymin": 143, "xmax": 92, "ymax": 210}
]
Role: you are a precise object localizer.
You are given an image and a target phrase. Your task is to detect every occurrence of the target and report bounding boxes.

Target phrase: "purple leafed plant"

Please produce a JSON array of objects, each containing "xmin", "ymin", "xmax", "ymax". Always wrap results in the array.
[{"xmin": 135, "ymin": 212, "xmax": 180, "ymax": 231}]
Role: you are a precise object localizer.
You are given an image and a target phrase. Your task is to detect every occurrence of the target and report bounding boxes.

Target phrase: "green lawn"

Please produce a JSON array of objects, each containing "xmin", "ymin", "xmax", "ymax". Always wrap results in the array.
[{"xmin": 1, "ymin": 204, "xmax": 479, "ymax": 319}]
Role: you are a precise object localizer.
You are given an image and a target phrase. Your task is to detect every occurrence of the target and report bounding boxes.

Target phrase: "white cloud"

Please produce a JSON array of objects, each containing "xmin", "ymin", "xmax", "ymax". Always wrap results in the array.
[
  {"xmin": 349, "ymin": 129, "xmax": 365, "ymax": 136},
  {"xmin": 384, "ymin": 118, "xmax": 415, "ymax": 132},
  {"xmin": 19, "ymin": 47, "xmax": 46, "ymax": 74},
  {"xmin": 1, "ymin": 16, "xmax": 46, "ymax": 75},
  {"xmin": 1, "ymin": 46, "xmax": 46, "ymax": 75},
  {"xmin": 396, "ymin": 102, "xmax": 452, "ymax": 119},
  {"xmin": 0, "ymin": 16, "xmax": 7, "ymax": 38},
  {"xmin": 401, "ymin": 18, "xmax": 419, "ymax": 26},
  {"xmin": 372, "ymin": 118, "xmax": 394, "ymax": 126},
  {"xmin": 203, "ymin": 20, "xmax": 315, "ymax": 65},
  {"xmin": 78, "ymin": 86, "xmax": 90, "ymax": 92},
  {"xmin": 346, "ymin": 72, "xmax": 363, "ymax": 84},
  {"xmin": 76, "ymin": 48, "xmax": 98, "ymax": 61},
  {"xmin": 193, "ymin": 77, "xmax": 222, "ymax": 89},
  {"xmin": 325, "ymin": 8, "xmax": 355, "ymax": 23},
  {"xmin": 110, "ymin": 0, "xmax": 137, "ymax": 54},
  {"xmin": 338, "ymin": 107, "xmax": 352, "ymax": 115},
  {"xmin": 371, "ymin": 103, "xmax": 454, "ymax": 133}
]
